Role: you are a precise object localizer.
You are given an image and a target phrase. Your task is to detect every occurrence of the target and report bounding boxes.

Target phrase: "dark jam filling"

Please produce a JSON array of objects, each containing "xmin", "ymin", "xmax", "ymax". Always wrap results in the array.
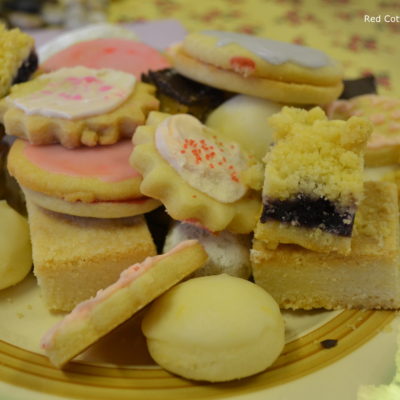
[
  {"xmin": 12, "ymin": 50, "xmax": 38, "ymax": 85},
  {"xmin": 260, "ymin": 194, "xmax": 355, "ymax": 237},
  {"xmin": 142, "ymin": 68, "xmax": 229, "ymax": 121},
  {"xmin": 339, "ymin": 75, "xmax": 377, "ymax": 99}
]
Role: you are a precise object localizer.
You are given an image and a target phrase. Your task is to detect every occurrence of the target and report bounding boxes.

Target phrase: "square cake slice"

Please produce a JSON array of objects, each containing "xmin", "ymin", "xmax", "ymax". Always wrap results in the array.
[
  {"xmin": 255, "ymin": 106, "xmax": 372, "ymax": 255},
  {"xmin": 26, "ymin": 201, "xmax": 156, "ymax": 312},
  {"xmin": 251, "ymin": 181, "xmax": 400, "ymax": 310}
]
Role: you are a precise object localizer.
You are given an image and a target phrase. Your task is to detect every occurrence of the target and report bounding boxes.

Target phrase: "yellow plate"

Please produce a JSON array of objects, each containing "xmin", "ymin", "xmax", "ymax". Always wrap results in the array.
[{"xmin": 0, "ymin": 273, "xmax": 397, "ymax": 399}]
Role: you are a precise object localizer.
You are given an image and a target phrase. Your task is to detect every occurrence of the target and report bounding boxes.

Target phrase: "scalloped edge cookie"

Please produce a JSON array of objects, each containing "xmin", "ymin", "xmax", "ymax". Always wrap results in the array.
[
  {"xmin": 0, "ymin": 80, "xmax": 159, "ymax": 148},
  {"xmin": 129, "ymin": 111, "xmax": 262, "ymax": 234}
]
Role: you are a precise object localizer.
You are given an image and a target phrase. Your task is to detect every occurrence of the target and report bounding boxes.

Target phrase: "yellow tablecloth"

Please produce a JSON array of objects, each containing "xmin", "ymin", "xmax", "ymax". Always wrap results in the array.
[{"xmin": 109, "ymin": 0, "xmax": 400, "ymax": 97}]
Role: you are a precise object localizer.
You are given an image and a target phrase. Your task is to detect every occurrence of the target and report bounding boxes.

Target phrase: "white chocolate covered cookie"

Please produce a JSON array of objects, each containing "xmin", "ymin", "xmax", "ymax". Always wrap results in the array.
[
  {"xmin": 142, "ymin": 274, "xmax": 285, "ymax": 382},
  {"xmin": 0, "ymin": 200, "xmax": 32, "ymax": 290}
]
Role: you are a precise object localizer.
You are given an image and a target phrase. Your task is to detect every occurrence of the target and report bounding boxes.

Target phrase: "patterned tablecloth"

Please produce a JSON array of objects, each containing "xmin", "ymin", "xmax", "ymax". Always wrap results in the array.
[{"xmin": 108, "ymin": 0, "xmax": 400, "ymax": 97}]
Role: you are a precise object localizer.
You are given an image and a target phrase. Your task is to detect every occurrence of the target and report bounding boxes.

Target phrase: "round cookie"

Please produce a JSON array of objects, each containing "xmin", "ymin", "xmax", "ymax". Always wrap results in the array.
[
  {"xmin": 326, "ymin": 94, "xmax": 400, "ymax": 167},
  {"xmin": 142, "ymin": 274, "xmax": 285, "ymax": 382},
  {"xmin": 0, "ymin": 66, "xmax": 159, "ymax": 148},
  {"xmin": 41, "ymin": 38, "xmax": 170, "ymax": 80},
  {"xmin": 205, "ymin": 94, "xmax": 283, "ymax": 161},
  {"xmin": 130, "ymin": 111, "xmax": 263, "ymax": 234},
  {"xmin": 0, "ymin": 200, "xmax": 32, "ymax": 290},
  {"xmin": 8, "ymin": 138, "xmax": 161, "ymax": 218},
  {"xmin": 38, "ymin": 23, "xmax": 138, "ymax": 63},
  {"xmin": 169, "ymin": 30, "xmax": 344, "ymax": 105}
]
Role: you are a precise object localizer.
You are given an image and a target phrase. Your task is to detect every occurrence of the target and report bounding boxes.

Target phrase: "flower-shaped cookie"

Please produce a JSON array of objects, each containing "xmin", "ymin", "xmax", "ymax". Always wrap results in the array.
[
  {"xmin": 0, "ymin": 66, "xmax": 159, "ymax": 148},
  {"xmin": 130, "ymin": 111, "xmax": 262, "ymax": 233}
]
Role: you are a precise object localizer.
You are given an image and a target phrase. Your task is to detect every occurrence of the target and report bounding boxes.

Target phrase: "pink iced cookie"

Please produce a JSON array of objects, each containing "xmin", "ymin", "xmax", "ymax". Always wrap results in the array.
[
  {"xmin": 40, "ymin": 240, "xmax": 208, "ymax": 368},
  {"xmin": 8, "ymin": 139, "xmax": 161, "ymax": 218},
  {"xmin": 327, "ymin": 94, "xmax": 400, "ymax": 167},
  {"xmin": 41, "ymin": 38, "xmax": 171, "ymax": 79}
]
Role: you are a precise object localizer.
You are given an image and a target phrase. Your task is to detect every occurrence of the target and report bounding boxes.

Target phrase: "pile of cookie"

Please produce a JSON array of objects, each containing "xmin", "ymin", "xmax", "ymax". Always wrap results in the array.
[{"xmin": 1, "ymin": 24, "xmax": 400, "ymax": 382}]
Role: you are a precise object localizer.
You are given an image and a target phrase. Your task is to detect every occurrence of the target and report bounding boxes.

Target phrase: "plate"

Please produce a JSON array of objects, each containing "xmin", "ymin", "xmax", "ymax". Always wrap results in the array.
[{"xmin": 0, "ymin": 273, "xmax": 398, "ymax": 400}]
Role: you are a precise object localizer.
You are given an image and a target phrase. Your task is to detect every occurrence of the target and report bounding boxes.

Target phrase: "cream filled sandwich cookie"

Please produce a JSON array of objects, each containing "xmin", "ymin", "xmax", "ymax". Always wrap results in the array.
[
  {"xmin": 0, "ymin": 66, "xmax": 159, "ymax": 148},
  {"xmin": 327, "ymin": 94, "xmax": 400, "ymax": 167},
  {"xmin": 169, "ymin": 30, "xmax": 344, "ymax": 105},
  {"xmin": 8, "ymin": 138, "xmax": 160, "ymax": 218},
  {"xmin": 41, "ymin": 240, "xmax": 208, "ymax": 368},
  {"xmin": 130, "ymin": 111, "xmax": 263, "ymax": 234}
]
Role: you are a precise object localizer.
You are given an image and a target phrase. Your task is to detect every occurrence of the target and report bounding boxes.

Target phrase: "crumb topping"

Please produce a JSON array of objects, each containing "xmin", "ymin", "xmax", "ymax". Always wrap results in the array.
[
  {"xmin": 0, "ymin": 25, "xmax": 35, "ymax": 98},
  {"xmin": 263, "ymin": 107, "xmax": 372, "ymax": 205}
]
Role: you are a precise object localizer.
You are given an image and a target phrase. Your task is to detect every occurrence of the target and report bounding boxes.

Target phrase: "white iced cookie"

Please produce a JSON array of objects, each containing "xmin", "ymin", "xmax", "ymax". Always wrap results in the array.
[
  {"xmin": 142, "ymin": 274, "xmax": 285, "ymax": 382},
  {"xmin": 205, "ymin": 94, "xmax": 282, "ymax": 160},
  {"xmin": 0, "ymin": 200, "xmax": 32, "ymax": 290},
  {"xmin": 163, "ymin": 221, "xmax": 251, "ymax": 279}
]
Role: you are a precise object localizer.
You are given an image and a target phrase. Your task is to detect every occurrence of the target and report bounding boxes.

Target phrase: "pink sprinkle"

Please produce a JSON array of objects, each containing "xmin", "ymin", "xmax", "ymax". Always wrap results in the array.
[
  {"xmin": 71, "ymin": 94, "xmax": 83, "ymax": 100},
  {"xmin": 100, "ymin": 85, "xmax": 113, "ymax": 92},
  {"xmin": 41, "ymin": 90, "xmax": 53, "ymax": 95},
  {"xmin": 84, "ymin": 76, "xmax": 99, "ymax": 83}
]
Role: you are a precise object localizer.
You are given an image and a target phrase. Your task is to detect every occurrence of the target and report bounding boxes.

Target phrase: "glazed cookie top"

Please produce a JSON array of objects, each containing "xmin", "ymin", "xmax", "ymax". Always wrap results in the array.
[
  {"xmin": 0, "ymin": 66, "xmax": 159, "ymax": 148},
  {"xmin": 41, "ymin": 38, "xmax": 171, "ymax": 80},
  {"xmin": 181, "ymin": 31, "xmax": 343, "ymax": 86},
  {"xmin": 155, "ymin": 114, "xmax": 250, "ymax": 203},
  {"xmin": 130, "ymin": 111, "xmax": 262, "ymax": 233},
  {"xmin": 8, "ymin": 66, "xmax": 136, "ymax": 120}
]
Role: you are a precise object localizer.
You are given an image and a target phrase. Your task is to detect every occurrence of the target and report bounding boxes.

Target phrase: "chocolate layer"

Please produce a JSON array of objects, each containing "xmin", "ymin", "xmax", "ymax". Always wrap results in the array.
[
  {"xmin": 142, "ymin": 68, "xmax": 228, "ymax": 121},
  {"xmin": 260, "ymin": 194, "xmax": 355, "ymax": 236},
  {"xmin": 339, "ymin": 75, "xmax": 377, "ymax": 99},
  {"xmin": 12, "ymin": 49, "xmax": 38, "ymax": 85}
]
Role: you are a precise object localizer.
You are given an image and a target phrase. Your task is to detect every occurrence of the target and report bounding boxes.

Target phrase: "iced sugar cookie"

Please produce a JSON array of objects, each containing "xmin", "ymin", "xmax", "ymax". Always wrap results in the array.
[
  {"xmin": 8, "ymin": 138, "xmax": 160, "ymax": 218},
  {"xmin": 130, "ymin": 111, "xmax": 262, "ymax": 233},
  {"xmin": 255, "ymin": 107, "xmax": 372, "ymax": 255},
  {"xmin": 41, "ymin": 38, "xmax": 170, "ymax": 80},
  {"xmin": 38, "ymin": 23, "xmax": 138, "ymax": 63},
  {"xmin": 41, "ymin": 240, "xmax": 207, "ymax": 367},
  {"xmin": 327, "ymin": 94, "xmax": 400, "ymax": 167},
  {"xmin": 142, "ymin": 274, "xmax": 285, "ymax": 382},
  {"xmin": 0, "ymin": 66, "xmax": 159, "ymax": 148},
  {"xmin": 169, "ymin": 30, "xmax": 343, "ymax": 105},
  {"xmin": 0, "ymin": 25, "xmax": 38, "ymax": 98},
  {"xmin": 0, "ymin": 200, "xmax": 32, "ymax": 290}
]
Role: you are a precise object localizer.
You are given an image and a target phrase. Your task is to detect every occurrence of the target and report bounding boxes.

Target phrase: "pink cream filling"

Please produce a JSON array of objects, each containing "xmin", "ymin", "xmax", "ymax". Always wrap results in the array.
[
  {"xmin": 24, "ymin": 140, "xmax": 140, "ymax": 182},
  {"xmin": 41, "ymin": 240, "xmax": 198, "ymax": 350}
]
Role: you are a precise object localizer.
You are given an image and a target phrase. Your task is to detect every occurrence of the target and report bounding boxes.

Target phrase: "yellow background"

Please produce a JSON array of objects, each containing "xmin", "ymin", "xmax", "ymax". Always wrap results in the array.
[{"xmin": 108, "ymin": 0, "xmax": 400, "ymax": 96}]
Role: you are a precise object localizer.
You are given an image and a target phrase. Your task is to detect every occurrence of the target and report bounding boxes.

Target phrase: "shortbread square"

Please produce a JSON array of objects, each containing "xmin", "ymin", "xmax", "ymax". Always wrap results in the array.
[
  {"xmin": 251, "ymin": 181, "xmax": 400, "ymax": 310},
  {"xmin": 26, "ymin": 201, "xmax": 156, "ymax": 311}
]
